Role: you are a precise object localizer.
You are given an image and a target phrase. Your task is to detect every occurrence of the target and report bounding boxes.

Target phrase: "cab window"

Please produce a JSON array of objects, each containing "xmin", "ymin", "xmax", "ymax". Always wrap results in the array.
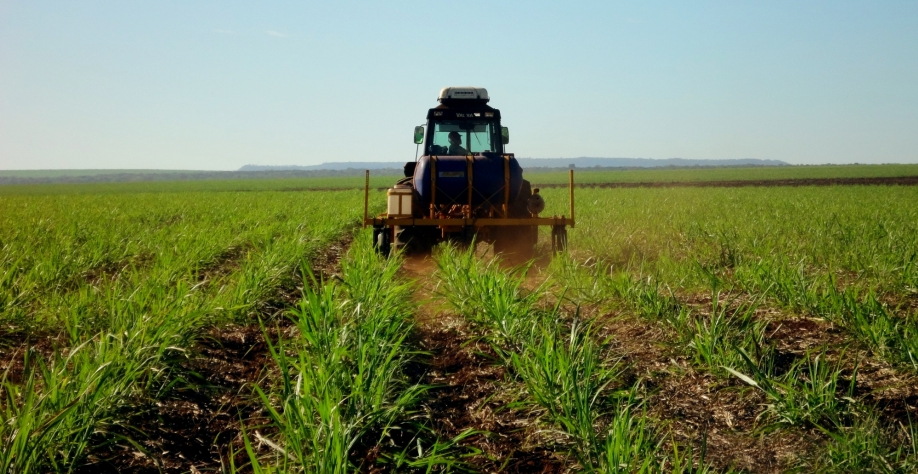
[{"xmin": 428, "ymin": 121, "xmax": 497, "ymax": 155}]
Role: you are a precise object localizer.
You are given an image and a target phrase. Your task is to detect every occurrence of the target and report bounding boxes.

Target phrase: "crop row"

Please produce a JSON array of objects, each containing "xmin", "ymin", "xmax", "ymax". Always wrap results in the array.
[
  {"xmin": 433, "ymin": 244, "xmax": 710, "ymax": 472},
  {"xmin": 539, "ymin": 185, "xmax": 918, "ymax": 300},
  {"xmin": 238, "ymin": 235, "xmax": 481, "ymax": 472},
  {"xmin": 0, "ymin": 190, "xmax": 370, "ymax": 471},
  {"xmin": 538, "ymin": 185, "xmax": 918, "ymax": 380},
  {"xmin": 554, "ymin": 252, "xmax": 918, "ymax": 471},
  {"xmin": 0, "ymin": 191, "xmax": 369, "ymax": 328}
]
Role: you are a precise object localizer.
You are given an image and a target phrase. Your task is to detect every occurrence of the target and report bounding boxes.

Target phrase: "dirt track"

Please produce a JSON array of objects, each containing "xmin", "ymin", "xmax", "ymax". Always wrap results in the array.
[
  {"xmin": 400, "ymin": 250, "xmax": 567, "ymax": 473},
  {"xmin": 535, "ymin": 175, "xmax": 918, "ymax": 189}
]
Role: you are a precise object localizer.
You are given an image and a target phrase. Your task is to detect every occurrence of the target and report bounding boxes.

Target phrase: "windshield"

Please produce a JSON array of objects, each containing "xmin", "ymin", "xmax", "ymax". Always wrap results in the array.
[{"xmin": 427, "ymin": 120, "xmax": 498, "ymax": 155}]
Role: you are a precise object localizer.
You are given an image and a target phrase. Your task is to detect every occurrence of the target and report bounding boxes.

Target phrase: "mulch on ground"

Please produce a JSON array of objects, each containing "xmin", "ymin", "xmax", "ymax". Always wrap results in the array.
[
  {"xmin": 590, "ymin": 288, "xmax": 918, "ymax": 473},
  {"xmin": 79, "ymin": 324, "xmax": 275, "ymax": 473}
]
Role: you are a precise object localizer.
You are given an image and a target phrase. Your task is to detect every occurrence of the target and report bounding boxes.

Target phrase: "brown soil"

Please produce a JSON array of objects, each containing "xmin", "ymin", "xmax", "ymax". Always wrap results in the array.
[
  {"xmin": 0, "ymin": 328, "xmax": 63, "ymax": 385},
  {"xmin": 408, "ymin": 321, "xmax": 567, "ymax": 472},
  {"xmin": 74, "ymin": 231, "xmax": 355, "ymax": 472},
  {"xmin": 79, "ymin": 324, "xmax": 277, "ymax": 472},
  {"xmin": 882, "ymin": 292, "xmax": 918, "ymax": 318},
  {"xmin": 397, "ymin": 251, "xmax": 569, "ymax": 472},
  {"xmin": 755, "ymin": 305, "xmax": 918, "ymax": 429},
  {"xmin": 590, "ymin": 289, "xmax": 918, "ymax": 473},
  {"xmin": 594, "ymin": 312, "xmax": 817, "ymax": 473},
  {"xmin": 308, "ymin": 232, "xmax": 356, "ymax": 282},
  {"xmin": 194, "ymin": 244, "xmax": 255, "ymax": 283},
  {"xmin": 535, "ymin": 175, "xmax": 918, "ymax": 189},
  {"xmin": 77, "ymin": 253, "xmax": 157, "ymax": 289}
]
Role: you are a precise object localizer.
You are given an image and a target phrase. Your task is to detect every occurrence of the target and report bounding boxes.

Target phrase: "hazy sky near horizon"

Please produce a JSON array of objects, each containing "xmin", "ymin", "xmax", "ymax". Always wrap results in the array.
[{"xmin": 1, "ymin": 1, "xmax": 916, "ymax": 170}]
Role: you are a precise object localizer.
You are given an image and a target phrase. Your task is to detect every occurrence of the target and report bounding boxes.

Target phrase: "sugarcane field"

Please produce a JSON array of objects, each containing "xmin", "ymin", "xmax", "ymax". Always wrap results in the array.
[
  {"xmin": 3, "ymin": 3, "xmax": 918, "ymax": 472},
  {"xmin": 3, "ymin": 158, "xmax": 918, "ymax": 472}
]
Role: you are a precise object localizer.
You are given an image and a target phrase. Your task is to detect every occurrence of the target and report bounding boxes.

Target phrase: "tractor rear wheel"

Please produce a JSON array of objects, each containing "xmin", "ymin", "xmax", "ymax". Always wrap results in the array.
[{"xmin": 373, "ymin": 226, "xmax": 391, "ymax": 257}]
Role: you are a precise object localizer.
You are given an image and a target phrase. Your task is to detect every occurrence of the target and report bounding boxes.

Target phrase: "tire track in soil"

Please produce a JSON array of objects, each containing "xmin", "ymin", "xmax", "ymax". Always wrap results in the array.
[
  {"xmin": 400, "ymin": 251, "xmax": 568, "ymax": 473},
  {"xmin": 78, "ymin": 233, "xmax": 356, "ymax": 473}
]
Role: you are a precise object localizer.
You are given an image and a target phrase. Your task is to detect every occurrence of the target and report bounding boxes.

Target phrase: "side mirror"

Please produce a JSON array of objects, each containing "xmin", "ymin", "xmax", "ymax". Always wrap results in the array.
[
  {"xmin": 413, "ymin": 126, "xmax": 424, "ymax": 144},
  {"xmin": 501, "ymin": 127, "xmax": 509, "ymax": 145}
]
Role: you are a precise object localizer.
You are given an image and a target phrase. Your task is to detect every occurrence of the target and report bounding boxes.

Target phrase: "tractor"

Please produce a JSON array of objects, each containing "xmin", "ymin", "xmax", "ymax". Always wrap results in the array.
[{"xmin": 363, "ymin": 86, "xmax": 574, "ymax": 257}]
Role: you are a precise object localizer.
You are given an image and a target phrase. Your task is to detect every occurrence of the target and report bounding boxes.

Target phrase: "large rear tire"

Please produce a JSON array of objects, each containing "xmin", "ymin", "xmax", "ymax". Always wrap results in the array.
[
  {"xmin": 493, "ymin": 179, "xmax": 537, "ymax": 261},
  {"xmin": 374, "ymin": 226, "xmax": 391, "ymax": 257},
  {"xmin": 511, "ymin": 180, "xmax": 533, "ymax": 218}
]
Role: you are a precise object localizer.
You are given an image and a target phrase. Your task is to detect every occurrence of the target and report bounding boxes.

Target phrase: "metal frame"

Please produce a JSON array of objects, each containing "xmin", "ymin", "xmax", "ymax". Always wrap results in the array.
[{"xmin": 363, "ymin": 169, "xmax": 576, "ymax": 230}]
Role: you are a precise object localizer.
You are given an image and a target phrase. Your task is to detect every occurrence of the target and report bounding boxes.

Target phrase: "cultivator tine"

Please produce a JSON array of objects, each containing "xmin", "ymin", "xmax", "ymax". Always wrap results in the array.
[{"xmin": 551, "ymin": 225, "xmax": 568, "ymax": 253}]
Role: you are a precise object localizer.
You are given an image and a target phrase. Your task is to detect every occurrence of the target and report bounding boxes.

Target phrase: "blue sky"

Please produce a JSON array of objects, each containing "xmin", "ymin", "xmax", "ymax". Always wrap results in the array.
[{"xmin": 1, "ymin": 1, "xmax": 916, "ymax": 170}]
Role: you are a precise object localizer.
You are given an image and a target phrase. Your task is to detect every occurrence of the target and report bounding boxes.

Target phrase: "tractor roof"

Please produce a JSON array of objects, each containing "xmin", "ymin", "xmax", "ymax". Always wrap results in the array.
[
  {"xmin": 438, "ymin": 87, "xmax": 489, "ymax": 102},
  {"xmin": 428, "ymin": 86, "xmax": 500, "ymax": 120}
]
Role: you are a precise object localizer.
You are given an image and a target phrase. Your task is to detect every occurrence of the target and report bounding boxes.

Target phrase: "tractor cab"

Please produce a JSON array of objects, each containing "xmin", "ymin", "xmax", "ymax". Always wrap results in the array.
[{"xmin": 414, "ymin": 87, "xmax": 509, "ymax": 156}]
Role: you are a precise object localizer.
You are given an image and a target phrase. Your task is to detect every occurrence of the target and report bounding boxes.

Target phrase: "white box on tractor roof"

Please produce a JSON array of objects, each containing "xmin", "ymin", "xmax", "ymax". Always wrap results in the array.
[{"xmin": 438, "ymin": 87, "xmax": 489, "ymax": 102}]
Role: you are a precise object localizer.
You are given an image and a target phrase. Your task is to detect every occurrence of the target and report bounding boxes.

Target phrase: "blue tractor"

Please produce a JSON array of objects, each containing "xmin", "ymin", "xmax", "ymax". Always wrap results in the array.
[{"xmin": 363, "ymin": 87, "xmax": 574, "ymax": 258}]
